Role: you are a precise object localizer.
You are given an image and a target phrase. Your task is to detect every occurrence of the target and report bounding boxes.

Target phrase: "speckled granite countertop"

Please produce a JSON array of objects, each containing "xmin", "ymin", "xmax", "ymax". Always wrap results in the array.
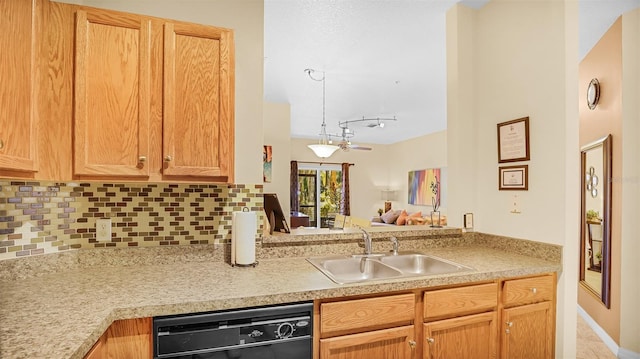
[{"xmin": 0, "ymin": 232, "xmax": 562, "ymax": 359}]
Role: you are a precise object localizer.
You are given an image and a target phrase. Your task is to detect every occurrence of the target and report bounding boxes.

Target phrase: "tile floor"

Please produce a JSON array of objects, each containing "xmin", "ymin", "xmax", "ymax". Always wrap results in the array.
[{"xmin": 576, "ymin": 314, "xmax": 617, "ymax": 359}]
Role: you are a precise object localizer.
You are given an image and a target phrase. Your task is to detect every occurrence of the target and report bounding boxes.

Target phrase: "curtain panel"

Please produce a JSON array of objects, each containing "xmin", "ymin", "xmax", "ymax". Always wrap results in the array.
[
  {"xmin": 341, "ymin": 162, "xmax": 350, "ymax": 215},
  {"xmin": 290, "ymin": 161, "xmax": 299, "ymax": 213}
]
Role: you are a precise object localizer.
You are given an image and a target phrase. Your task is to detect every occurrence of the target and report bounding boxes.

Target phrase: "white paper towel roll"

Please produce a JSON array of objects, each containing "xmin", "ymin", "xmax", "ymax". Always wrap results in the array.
[{"xmin": 232, "ymin": 210, "xmax": 257, "ymax": 266}]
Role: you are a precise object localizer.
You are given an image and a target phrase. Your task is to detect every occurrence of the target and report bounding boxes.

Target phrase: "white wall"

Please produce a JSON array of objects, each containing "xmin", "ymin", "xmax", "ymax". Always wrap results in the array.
[
  {"xmin": 447, "ymin": 1, "xmax": 579, "ymax": 358},
  {"xmin": 263, "ymin": 102, "xmax": 291, "ymax": 216},
  {"xmin": 63, "ymin": 0, "xmax": 265, "ymax": 184},
  {"xmin": 621, "ymin": 8, "xmax": 640, "ymax": 354}
]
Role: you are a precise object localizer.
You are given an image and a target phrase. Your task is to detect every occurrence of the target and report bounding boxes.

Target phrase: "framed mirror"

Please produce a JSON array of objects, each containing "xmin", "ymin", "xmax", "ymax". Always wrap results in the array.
[{"xmin": 579, "ymin": 134, "xmax": 612, "ymax": 308}]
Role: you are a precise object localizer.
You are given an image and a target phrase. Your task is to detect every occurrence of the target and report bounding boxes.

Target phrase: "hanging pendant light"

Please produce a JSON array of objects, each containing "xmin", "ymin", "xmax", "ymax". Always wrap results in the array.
[{"xmin": 306, "ymin": 69, "xmax": 339, "ymax": 158}]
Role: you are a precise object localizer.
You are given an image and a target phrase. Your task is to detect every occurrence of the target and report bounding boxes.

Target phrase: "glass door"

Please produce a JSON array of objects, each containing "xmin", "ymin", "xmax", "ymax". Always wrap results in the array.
[
  {"xmin": 297, "ymin": 165, "xmax": 342, "ymax": 228},
  {"xmin": 298, "ymin": 170, "xmax": 317, "ymax": 226}
]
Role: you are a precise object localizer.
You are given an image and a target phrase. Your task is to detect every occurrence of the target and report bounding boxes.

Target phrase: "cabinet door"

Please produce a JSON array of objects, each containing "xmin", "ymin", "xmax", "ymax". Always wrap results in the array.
[
  {"xmin": 424, "ymin": 311, "xmax": 497, "ymax": 359},
  {"xmin": 0, "ymin": 0, "xmax": 38, "ymax": 173},
  {"xmin": 163, "ymin": 21, "xmax": 234, "ymax": 180},
  {"xmin": 74, "ymin": 8, "xmax": 151, "ymax": 177},
  {"xmin": 501, "ymin": 301, "xmax": 553, "ymax": 359},
  {"xmin": 320, "ymin": 325, "xmax": 416, "ymax": 359},
  {"xmin": 83, "ymin": 337, "xmax": 103, "ymax": 359},
  {"xmin": 83, "ymin": 318, "xmax": 151, "ymax": 359}
]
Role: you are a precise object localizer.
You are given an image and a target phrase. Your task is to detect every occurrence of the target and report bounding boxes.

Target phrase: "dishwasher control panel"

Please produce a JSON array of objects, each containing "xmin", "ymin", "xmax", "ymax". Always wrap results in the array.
[{"xmin": 153, "ymin": 302, "xmax": 313, "ymax": 358}]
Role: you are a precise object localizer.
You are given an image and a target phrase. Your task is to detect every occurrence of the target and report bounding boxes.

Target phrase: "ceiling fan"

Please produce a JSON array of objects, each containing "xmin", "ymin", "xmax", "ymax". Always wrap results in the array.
[{"xmin": 331, "ymin": 124, "xmax": 372, "ymax": 152}]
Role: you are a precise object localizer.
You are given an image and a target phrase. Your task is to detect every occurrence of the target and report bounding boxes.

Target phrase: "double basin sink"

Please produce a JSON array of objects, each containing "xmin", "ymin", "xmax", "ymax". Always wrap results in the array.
[{"xmin": 307, "ymin": 252, "xmax": 474, "ymax": 284}]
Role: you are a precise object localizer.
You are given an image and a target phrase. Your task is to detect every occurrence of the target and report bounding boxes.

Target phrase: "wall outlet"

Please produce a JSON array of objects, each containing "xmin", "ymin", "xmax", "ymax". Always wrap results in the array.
[
  {"xmin": 96, "ymin": 218, "xmax": 112, "ymax": 242},
  {"xmin": 511, "ymin": 194, "xmax": 521, "ymax": 214},
  {"xmin": 463, "ymin": 213, "xmax": 474, "ymax": 229}
]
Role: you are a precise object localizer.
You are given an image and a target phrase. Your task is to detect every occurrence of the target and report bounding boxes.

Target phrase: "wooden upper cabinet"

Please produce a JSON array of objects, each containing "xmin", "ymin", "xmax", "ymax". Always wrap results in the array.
[
  {"xmin": 163, "ymin": 21, "xmax": 234, "ymax": 181},
  {"xmin": 73, "ymin": 8, "xmax": 151, "ymax": 178},
  {"xmin": 0, "ymin": 0, "xmax": 39, "ymax": 174}
]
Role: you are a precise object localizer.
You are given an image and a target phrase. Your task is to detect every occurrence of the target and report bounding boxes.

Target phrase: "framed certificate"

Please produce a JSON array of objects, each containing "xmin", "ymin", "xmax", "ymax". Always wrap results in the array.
[
  {"xmin": 497, "ymin": 117, "xmax": 530, "ymax": 163},
  {"xmin": 499, "ymin": 165, "xmax": 528, "ymax": 190}
]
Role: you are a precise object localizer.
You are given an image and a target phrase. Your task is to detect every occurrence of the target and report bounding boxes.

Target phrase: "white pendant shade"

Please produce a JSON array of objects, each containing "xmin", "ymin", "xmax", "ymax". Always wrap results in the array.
[
  {"xmin": 305, "ymin": 69, "xmax": 341, "ymax": 159},
  {"xmin": 308, "ymin": 144, "xmax": 339, "ymax": 158}
]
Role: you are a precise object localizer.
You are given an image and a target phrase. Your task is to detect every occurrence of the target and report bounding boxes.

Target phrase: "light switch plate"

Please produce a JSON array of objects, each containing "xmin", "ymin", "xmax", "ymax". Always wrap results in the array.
[
  {"xmin": 96, "ymin": 218, "xmax": 112, "ymax": 242},
  {"xmin": 463, "ymin": 213, "xmax": 474, "ymax": 229}
]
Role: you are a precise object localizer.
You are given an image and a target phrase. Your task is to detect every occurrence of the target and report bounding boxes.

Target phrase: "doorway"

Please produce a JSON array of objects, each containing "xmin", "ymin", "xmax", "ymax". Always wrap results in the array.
[{"xmin": 296, "ymin": 164, "xmax": 342, "ymax": 228}]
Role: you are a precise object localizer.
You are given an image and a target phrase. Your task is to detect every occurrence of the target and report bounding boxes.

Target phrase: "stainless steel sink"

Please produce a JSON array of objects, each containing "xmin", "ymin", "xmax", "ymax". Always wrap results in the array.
[
  {"xmin": 316, "ymin": 256, "xmax": 403, "ymax": 284},
  {"xmin": 307, "ymin": 252, "xmax": 474, "ymax": 284},
  {"xmin": 380, "ymin": 253, "xmax": 473, "ymax": 275}
]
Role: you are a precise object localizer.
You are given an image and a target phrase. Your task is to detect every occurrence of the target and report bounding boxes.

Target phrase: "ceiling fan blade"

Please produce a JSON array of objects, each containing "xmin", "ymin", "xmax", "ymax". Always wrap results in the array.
[{"xmin": 349, "ymin": 144, "xmax": 372, "ymax": 151}]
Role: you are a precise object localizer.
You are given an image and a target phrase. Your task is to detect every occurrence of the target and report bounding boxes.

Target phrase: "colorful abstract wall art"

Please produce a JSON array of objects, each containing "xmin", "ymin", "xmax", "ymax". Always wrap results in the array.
[{"xmin": 408, "ymin": 168, "xmax": 441, "ymax": 207}]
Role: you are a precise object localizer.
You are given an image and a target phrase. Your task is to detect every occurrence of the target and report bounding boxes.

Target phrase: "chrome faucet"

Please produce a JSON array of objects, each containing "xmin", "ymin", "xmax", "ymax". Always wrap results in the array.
[
  {"xmin": 390, "ymin": 236, "xmax": 399, "ymax": 255},
  {"xmin": 360, "ymin": 228, "xmax": 373, "ymax": 255}
]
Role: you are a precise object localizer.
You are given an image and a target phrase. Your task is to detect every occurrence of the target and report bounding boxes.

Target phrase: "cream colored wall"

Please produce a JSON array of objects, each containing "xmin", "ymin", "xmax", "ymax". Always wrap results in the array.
[
  {"xmin": 388, "ymin": 131, "xmax": 448, "ymax": 215},
  {"xmin": 446, "ymin": 4, "xmax": 477, "ymax": 230},
  {"xmin": 578, "ymin": 17, "xmax": 623, "ymax": 345},
  {"xmin": 263, "ymin": 102, "xmax": 291, "ymax": 216},
  {"xmin": 61, "ymin": 0, "xmax": 265, "ymax": 184},
  {"xmin": 620, "ymin": 8, "xmax": 640, "ymax": 354},
  {"xmin": 447, "ymin": 2, "xmax": 579, "ymax": 358}
]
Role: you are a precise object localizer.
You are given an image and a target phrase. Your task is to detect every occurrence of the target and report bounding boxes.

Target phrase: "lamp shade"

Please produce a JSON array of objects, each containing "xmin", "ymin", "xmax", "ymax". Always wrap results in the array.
[
  {"xmin": 381, "ymin": 189, "xmax": 396, "ymax": 201},
  {"xmin": 308, "ymin": 144, "xmax": 339, "ymax": 158}
]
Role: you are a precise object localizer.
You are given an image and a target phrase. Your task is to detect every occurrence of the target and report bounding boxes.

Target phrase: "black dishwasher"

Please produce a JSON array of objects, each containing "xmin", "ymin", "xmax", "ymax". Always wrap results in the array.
[{"xmin": 153, "ymin": 301, "xmax": 313, "ymax": 359}]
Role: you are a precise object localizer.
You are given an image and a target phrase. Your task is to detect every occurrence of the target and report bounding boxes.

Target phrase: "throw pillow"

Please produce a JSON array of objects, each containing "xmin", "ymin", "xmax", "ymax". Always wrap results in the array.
[
  {"xmin": 406, "ymin": 211, "xmax": 423, "ymax": 225},
  {"xmin": 371, "ymin": 216, "xmax": 383, "ymax": 223},
  {"xmin": 396, "ymin": 210, "xmax": 409, "ymax": 225},
  {"xmin": 381, "ymin": 209, "xmax": 401, "ymax": 224}
]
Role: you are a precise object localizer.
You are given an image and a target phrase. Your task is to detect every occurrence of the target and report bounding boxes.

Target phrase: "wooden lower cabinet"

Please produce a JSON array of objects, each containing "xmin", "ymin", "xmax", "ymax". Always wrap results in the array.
[
  {"xmin": 500, "ymin": 274, "xmax": 556, "ymax": 359},
  {"xmin": 317, "ymin": 293, "xmax": 417, "ymax": 359},
  {"xmin": 424, "ymin": 311, "xmax": 497, "ymax": 359},
  {"xmin": 320, "ymin": 325, "xmax": 416, "ymax": 359},
  {"xmin": 316, "ymin": 274, "xmax": 556, "ymax": 359},
  {"xmin": 84, "ymin": 318, "xmax": 152, "ymax": 359},
  {"xmin": 500, "ymin": 301, "xmax": 554, "ymax": 359}
]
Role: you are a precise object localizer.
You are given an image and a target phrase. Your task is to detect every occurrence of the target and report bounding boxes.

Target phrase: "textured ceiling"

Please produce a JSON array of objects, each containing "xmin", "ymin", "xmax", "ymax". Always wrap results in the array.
[{"xmin": 264, "ymin": 0, "xmax": 638, "ymax": 145}]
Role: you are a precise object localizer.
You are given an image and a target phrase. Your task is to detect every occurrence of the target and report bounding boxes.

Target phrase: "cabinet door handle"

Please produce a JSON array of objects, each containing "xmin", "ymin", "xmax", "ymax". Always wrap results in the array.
[
  {"xmin": 164, "ymin": 155, "xmax": 173, "ymax": 162},
  {"xmin": 408, "ymin": 340, "xmax": 416, "ymax": 349},
  {"xmin": 138, "ymin": 156, "xmax": 147, "ymax": 163},
  {"xmin": 426, "ymin": 337, "xmax": 435, "ymax": 345},
  {"xmin": 506, "ymin": 321, "xmax": 513, "ymax": 327},
  {"xmin": 531, "ymin": 287, "xmax": 537, "ymax": 294}
]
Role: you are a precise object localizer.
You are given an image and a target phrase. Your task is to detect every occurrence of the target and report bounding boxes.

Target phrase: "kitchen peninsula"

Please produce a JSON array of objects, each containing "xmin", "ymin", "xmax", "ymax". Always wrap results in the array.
[{"xmin": 0, "ymin": 229, "xmax": 561, "ymax": 358}]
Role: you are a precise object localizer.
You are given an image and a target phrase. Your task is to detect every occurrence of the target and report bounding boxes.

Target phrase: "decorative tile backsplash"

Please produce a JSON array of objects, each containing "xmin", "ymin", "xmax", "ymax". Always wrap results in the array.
[{"xmin": 0, "ymin": 181, "xmax": 264, "ymax": 261}]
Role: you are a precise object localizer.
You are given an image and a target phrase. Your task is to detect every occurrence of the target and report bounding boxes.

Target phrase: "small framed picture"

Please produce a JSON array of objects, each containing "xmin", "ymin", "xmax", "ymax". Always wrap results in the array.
[
  {"xmin": 499, "ymin": 165, "xmax": 528, "ymax": 190},
  {"xmin": 497, "ymin": 117, "xmax": 530, "ymax": 163}
]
